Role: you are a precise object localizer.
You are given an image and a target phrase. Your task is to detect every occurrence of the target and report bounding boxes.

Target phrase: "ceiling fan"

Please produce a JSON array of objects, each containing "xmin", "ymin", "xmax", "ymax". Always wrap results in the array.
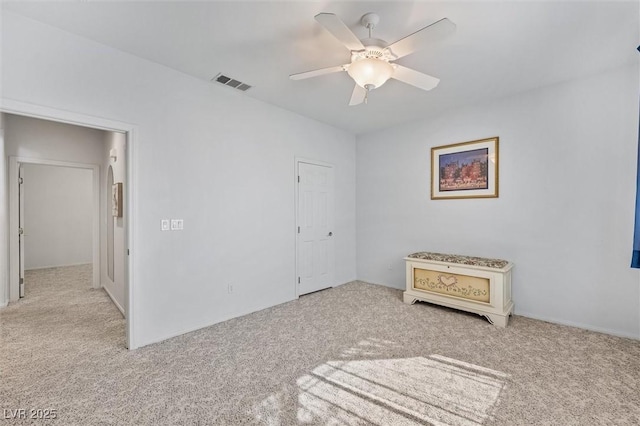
[{"xmin": 290, "ymin": 12, "xmax": 456, "ymax": 105}]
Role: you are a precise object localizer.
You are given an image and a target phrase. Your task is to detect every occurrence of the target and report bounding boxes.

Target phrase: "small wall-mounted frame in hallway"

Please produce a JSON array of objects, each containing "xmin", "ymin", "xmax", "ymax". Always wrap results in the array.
[{"xmin": 112, "ymin": 182, "xmax": 123, "ymax": 217}]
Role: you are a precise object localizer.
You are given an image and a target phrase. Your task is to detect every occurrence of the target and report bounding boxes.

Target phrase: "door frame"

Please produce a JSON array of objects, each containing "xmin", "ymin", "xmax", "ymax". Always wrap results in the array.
[
  {"xmin": 294, "ymin": 157, "xmax": 335, "ymax": 298},
  {"xmin": 0, "ymin": 98, "xmax": 139, "ymax": 349},
  {"xmin": 9, "ymin": 157, "xmax": 101, "ymax": 296}
]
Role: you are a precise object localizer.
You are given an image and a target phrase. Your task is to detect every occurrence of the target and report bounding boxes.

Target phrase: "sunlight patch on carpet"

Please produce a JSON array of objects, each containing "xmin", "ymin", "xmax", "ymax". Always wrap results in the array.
[
  {"xmin": 252, "ymin": 393, "xmax": 285, "ymax": 426},
  {"xmin": 295, "ymin": 354, "xmax": 507, "ymax": 425},
  {"xmin": 338, "ymin": 337, "xmax": 405, "ymax": 359}
]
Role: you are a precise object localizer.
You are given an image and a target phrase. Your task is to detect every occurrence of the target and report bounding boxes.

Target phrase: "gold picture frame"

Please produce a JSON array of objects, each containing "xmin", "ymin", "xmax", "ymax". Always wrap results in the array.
[
  {"xmin": 431, "ymin": 137, "xmax": 499, "ymax": 200},
  {"xmin": 112, "ymin": 182, "xmax": 123, "ymax": 217}
]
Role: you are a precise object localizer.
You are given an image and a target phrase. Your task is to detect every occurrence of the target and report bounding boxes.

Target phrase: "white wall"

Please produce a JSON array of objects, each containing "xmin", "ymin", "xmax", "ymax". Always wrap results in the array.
[
  {"xmin": 356, "ymin": 64, "xmax": 640, "ymax": 339},
  {"xmin": 22, "ymin": 164, "xmax": 93, "ymax": 270},
  {"xmin": 3, "ymin": 114, "xmax": 104, "ymax": 297},
  {"xmin": 0, "ymin": 114, "xmax": 7, "ymax": 307},
  {"xmin": 4, "ymin": 114, "xmax": 106, "ymax": 164},
  {"xmin": 101, "ymin": 132, "xmax": 126, "ymax": 313},
  {"xmin": 1, "ymin": 12, "xmax": 357, "ymax": 347}
]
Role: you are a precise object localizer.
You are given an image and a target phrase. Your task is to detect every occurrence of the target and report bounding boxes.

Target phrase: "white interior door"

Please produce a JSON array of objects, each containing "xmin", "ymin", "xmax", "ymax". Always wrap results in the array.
[
  {"xmin": 18, "ymin": 164, "xmax": 25, "ymax": 298},
  {"xmin": 297, "ymin": 161, "xmax": 334, "ymax": 295}
]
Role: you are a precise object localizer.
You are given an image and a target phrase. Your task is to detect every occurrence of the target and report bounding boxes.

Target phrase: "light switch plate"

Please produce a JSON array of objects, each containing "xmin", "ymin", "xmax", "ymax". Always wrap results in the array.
[
  {"xmin": 170, "ymin": 219, "xmax": 179, "ymax": 230},
  {"xmin": 161, "ymin": 219, "xmax": 170, "ymax": 231}
]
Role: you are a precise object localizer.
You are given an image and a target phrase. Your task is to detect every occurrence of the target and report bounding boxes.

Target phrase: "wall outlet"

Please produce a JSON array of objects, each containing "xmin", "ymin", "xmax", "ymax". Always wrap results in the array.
[
  {"xmin": 161, "ymin": 219, "xmax": 170, "ymax": 231},
  {"xmin": 227, "ymin": 283, "xmax": 233, "ymax": 294},
  {"xmin": 388, "ymin": 263, "xmax": 393, "ymax": 270}
]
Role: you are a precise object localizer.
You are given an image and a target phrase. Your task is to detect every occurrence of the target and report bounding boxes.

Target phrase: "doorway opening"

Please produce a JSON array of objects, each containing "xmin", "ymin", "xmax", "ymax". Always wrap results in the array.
[
  {"xmin": 0, "ymin": 101, "xmax": 137, "ymax": 349},
  {"xmin": 14, "ymin": 161, "xmax": 98, "ymax": 300}
]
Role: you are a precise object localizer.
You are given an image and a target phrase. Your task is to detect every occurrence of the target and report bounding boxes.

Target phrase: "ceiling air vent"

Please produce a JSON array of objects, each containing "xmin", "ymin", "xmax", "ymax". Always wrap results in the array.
[{"xmin": 212, "ymin": 73, "xmax": 252, "ymax": 92}]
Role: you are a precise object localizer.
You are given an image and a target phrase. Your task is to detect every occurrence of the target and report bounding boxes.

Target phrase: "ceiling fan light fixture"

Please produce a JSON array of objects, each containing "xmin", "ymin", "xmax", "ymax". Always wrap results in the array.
[
  {"xmin": 290, "ymin": 12, "xmax": 455, "ymax": 105},
  {"xmin": 347, "ymin": 58, "xmax": 394, "ymax": 90}
]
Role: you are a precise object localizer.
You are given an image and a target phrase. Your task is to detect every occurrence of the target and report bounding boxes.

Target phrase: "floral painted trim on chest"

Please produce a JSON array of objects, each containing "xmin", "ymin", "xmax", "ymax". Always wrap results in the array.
[{"xmin": 407, "ymin": 252, "xmax": 509, "ymax": 269}]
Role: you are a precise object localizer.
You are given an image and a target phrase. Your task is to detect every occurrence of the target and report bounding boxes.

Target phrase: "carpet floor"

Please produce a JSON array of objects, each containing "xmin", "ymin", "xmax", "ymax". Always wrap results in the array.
[{"xmin": 0, "ymin": 265, "xmax": 639, "ymax": 425}]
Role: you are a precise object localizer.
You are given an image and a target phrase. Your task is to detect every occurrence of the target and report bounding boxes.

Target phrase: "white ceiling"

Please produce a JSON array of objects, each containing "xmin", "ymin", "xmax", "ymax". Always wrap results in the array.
[{"xmin": 4, "ymin": 1, "xmax": 639, "ymax": 134}]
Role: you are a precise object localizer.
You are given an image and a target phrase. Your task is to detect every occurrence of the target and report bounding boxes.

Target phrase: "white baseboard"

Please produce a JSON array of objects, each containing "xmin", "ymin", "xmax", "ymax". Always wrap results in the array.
[
  {"xmin": 514, "ymin": 310, "xmax": 639, "ymax": 340},
  {"xmin": 138, "ymin": 280, "xmax": 357, "ymax": 348},
  {"xmin": 102, "ymin": 282, "xmax": 125, "ymax": 317},
  {"xmin": 26, "ymin": 262, "xmax": 92, "ymax": 271},
  {"xmin": 360, "ymin": 279, "xmax": 639, "ymax": 340}
]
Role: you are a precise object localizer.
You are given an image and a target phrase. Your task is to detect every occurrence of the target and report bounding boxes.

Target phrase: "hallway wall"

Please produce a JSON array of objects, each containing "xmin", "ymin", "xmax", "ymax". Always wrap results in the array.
[
  {"xmin": 0, "ymin": 114, "xmax": 7, "ymax": 306},
  {"xmin": 4, "ymin": 114, "xmax": 106, "ymax": 164},
  {"xmin": 101, "ymin": 132, "xmax": 127, "ymax": 312},
  {"xmin": 4, "ymin": 114, "xmax": 106, "ymax": 300},
  {"xmin": 22, "ymin": 164, "xmax": 93, "ymax": 270}
]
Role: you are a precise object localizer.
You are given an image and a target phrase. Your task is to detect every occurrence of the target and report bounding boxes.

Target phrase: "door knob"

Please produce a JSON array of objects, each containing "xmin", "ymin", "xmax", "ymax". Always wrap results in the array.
[{"xmin": 328, "ymin": 232, "xmax": 333, "ymax": 237}]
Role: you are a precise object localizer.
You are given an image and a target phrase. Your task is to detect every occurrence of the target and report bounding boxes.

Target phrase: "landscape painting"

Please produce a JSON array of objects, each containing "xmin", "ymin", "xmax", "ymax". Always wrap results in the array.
[
  {"xmin": 431, "ymin": 137, "xmax": 499, "ymax": 200},
  {"xmin": 439, "ymin": 148, "xmax": 489, "ymax": 191}
]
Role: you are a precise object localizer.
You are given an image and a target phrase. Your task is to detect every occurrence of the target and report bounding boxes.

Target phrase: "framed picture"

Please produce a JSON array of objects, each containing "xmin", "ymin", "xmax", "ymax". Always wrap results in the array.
[
  {"xmin": 112, "ymin": 182, "xmax": 123, "ymax": 217},
  {"xmin": 431, "ymin": 137, "xmax": 499, "ymax": 200}
]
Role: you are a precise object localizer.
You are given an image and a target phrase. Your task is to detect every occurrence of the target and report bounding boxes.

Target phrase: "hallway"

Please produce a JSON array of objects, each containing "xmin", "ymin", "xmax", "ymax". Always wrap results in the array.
[{"xmin": 0, "ymin": 265, "xmax": 126, "ymax": 421}]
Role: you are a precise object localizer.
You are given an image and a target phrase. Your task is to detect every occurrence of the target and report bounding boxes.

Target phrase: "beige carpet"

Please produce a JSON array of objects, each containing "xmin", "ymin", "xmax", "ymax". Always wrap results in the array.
[{"xmin": 1, "ymin": 265, "xmax": 639, "ymax": 425}]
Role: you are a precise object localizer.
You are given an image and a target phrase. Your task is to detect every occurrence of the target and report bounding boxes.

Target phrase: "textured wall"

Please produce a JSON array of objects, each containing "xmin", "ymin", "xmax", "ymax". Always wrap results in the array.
[
  {"xmin": 101, "ymin": 132, "xmax": 127, "ymax": 313},
  {"xmin": 0, "ymin": 115, "xmax": 7, "ymax": 306},
  {"xmin": 22, "ymin": 164, "xmax": 93, "ymax": 270},
  {"xmin": 356, "ymin": 65, "xmax": 640, "ymax": 338}
]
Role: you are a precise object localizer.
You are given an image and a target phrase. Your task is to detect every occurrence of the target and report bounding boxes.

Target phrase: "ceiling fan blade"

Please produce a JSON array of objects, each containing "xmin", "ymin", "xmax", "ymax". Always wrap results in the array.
[
  {"xmin": 315, "ymin": 13, "xmax": 365, "ymax": 52},
  {"xmin": 289, "ymin": 65, "xmax": 346, "ymax": 80},
  {"xmin": 392, "ymin": 65, "xmax": 440, "ymax": 91},
  {"xmin": 349, "ymin": 84, "xmax": 367, "ymax": 106},
  {"xmin": 387, "ymin": 18, "xmax": 456, "ymax": 59}
]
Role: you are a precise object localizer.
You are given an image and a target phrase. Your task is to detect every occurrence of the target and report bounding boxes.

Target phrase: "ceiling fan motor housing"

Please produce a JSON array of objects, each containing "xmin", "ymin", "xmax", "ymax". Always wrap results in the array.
[{"xmin": 347, "ymin": 40, "xmax": 396, "ymax": 90}]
